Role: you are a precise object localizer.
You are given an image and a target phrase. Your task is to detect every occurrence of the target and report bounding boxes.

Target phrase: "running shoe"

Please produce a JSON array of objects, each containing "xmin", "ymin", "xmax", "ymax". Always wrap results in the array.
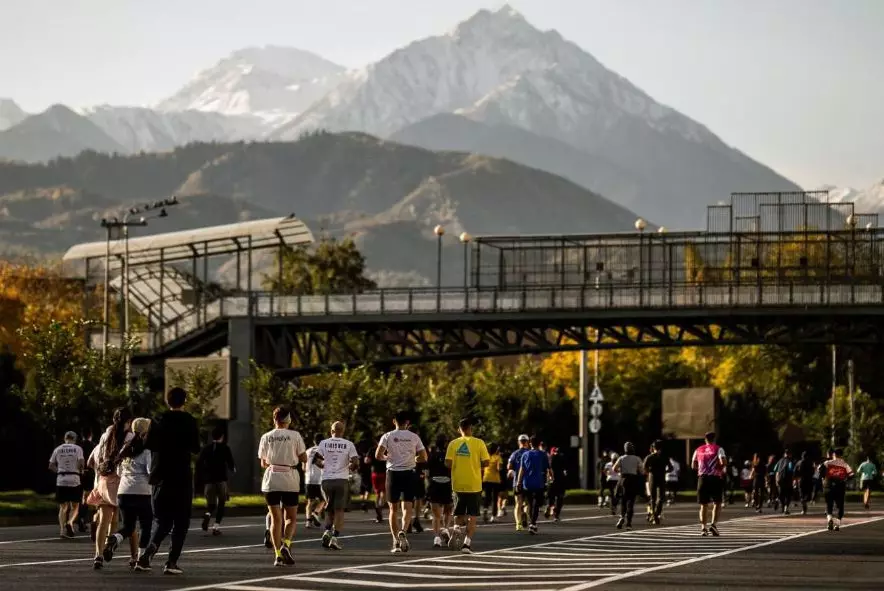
[
  {"xmin": 164, "ymin": 563, "xmax": 184, "ymax": 575},
  {"xmin": 700, "ymin": 526, "xmax": 709, "ymax": 537},
  {"xmin": 128, "ymin": 558, "xmax": 137, "ymax": 570},
  {"xmin": 274, "ymin": 556, "xmax": 285, "ymax": 567},
  {"xmin": 626, "ymin": 522, "xmax": 633, "ymax": 531},
  {"xmin": 544, "ymin": 507, "xmax": 552, "ymax": 519},
  {"xmin": 321, "ymin": 530, "xmax": 333, "ymax": 548},
  {"xmin": 263, "ymin": 529, "xmax": 273, "ymax": 549},
  {"xmin": 834, "ymin": 522, "xmax": 841, "ymax": 532},
  {"xmin": 827, "ymin": 517, "xmax": 834, "ymax": 531},
  {"xmin": 709, "ymin": 524, "xmax": 720, "ymax": 537},
  {"xmin": 305, "ymin": 519, "xmax": 315, "ymax": 529},
  {"xmin": 528, "ymin": 524, "xmax": 538, "ymax": 535},
  {"xmin": 212, "ymin": 526, "xmax": 222, "ymax": 536},
  {"xmin": 433, "ymin": 536, "xmax": 443, "ymax": 548},
  {"xmin": 398, "ymin": 530, "xmax": 410, "ymax": 552},
  {"xmin": 92, "ymin": 556, "xmax": 103, "ymax": 570},
  {"xmin": 423, "ymin": 506, "xmax": 431, "ymax": 519},
  {"xmin": 391, "ymin": 544, "xmax": 402, "ymax": 553},
  {"xmin": 64, "ymin": 524, "xmax": 75, "ymax": 539},
  {"xmin": 447, "ymin": 528, "xmax": 461, "ymax": 550},
  {"xmin": 201, "ymin": 512, "xmax": 211, "ymax": 532},
  {"xmin": 616, "ymin": 517, "xmax": 625, "ymax": 530},
  {"xmin": 496, "ymin": 509, "xmax": 504, "ymax": 518},
  {"xmin": 329, "ymin": 536, "xmax": 342, "ymax": 550},
  {"xmin": 515, "ymin": 524, "xmax": 524, "ymax": 532},
  {"xmin": 461, "ymin": 543, "xmax": 473, "ymax": 554},
  {"xmin": 440, "ymin": 528, "xmax": 451, "ymax": 545},
  {"xmin": 280, "ymin": 546, "xmax": 296, "ymax": 565},
  {"xmin": 102, "ymin": 535, "xmax": 118, "ymax": 562},
  {"xmin": 783, "ymin": 507, "xmax": 790, "ymax": 515},
  {"xmin": 310, "ymin": 514, "xmax": 323, "ymax": 528}
]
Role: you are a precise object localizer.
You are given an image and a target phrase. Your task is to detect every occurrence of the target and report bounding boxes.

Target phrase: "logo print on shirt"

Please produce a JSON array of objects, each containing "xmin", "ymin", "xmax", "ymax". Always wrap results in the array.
[{"xmin": 456, "ymin": 442, "xmax": 471, "ymax": 457}]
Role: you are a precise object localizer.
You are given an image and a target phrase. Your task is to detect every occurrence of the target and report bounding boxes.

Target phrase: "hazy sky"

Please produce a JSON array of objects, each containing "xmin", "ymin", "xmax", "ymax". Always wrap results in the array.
[{"xmin": 1, "ymin": 0, "xmax": 881, "ymax": 189}]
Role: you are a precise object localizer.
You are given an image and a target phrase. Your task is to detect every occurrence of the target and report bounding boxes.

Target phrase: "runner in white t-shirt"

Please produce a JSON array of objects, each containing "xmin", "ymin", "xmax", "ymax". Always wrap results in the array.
[
  {"xmin": 49, "ymin": 431, "xmax": 85, "ymax": 539},
  {"xmin": 303, "ymin": 433, "xmax": 326, "ymax": 530},
  {"xmin": 376, "ymin": 411, "xmax": 427, "ymax": 553},
  {"xmin": 258, "ymin": 407, "xmax": 307, "ymax": 567},
  {"xmin": 316, "ymin": 421, "xmax": 359, "ymax": 551}
]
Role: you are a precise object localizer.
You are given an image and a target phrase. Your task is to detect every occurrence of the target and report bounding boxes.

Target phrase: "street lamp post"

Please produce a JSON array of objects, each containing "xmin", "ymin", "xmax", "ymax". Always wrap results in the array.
[
  {"xmin": 100, "ymin": 216, "xmax": 146, "ymax": 357},
  {"xmin": 434, "ymin": 225, "xmax": 445, "ymax": 310},
  {"xmin": 635, "ymin": 218, "xmax": 647, "ymax": 306},
  {"xmin": 460, "ymin": 231, "xmax": 471, "ymax": 308}
]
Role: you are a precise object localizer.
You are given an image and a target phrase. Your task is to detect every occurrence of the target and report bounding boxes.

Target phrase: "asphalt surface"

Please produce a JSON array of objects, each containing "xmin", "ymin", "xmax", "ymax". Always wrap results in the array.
[{"xmin": 1, "ymin": 503, "xmax": 883, "ymax": 590}]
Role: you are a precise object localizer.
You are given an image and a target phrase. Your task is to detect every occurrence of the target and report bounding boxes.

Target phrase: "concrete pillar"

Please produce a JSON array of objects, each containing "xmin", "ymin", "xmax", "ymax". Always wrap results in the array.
[{"xmin": 227, "ymin": 318, "xmax": 256, "ymax": 492}]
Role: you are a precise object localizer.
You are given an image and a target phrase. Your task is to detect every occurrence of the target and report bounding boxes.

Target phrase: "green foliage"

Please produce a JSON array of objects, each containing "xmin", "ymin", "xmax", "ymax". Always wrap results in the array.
[
  {"xmin": 242, "ymin": 360, "xmax": 296, "ymax": 434},
  {"xmin": 167, "ymin": 363, "xmax": 224, "ymax": 425},
  {"xmin": 10, "ymin": 319, "xmax": 130, "ymax": 440},
  {"xmin": 263, "ymin": 237, "xmax": 377, "ymax": 295}
]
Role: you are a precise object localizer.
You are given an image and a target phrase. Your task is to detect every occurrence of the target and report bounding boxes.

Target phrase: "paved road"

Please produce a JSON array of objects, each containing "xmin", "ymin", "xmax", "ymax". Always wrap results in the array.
[{"xmin": 1, "ymin": 504, "xmax": 882, "ymax": 590}]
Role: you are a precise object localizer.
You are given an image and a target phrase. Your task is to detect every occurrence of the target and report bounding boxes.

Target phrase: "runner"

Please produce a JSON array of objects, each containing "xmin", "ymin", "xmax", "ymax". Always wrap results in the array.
[
  {"xmin": 446, "ymin": 417, "xmax": 490, "ymax": 553},
  {"xmin": 316, "ymin": 421, "xmax": 359, "ymax": 551},
  {"xmin": 666, "ymin": 457, "xmax": 680, "ymax": 505},
  {"xmin": 102, "ymin": 417, "xmax": 152, "ymax": 569},
  {"xmin": 197, "ymin": 425, "xmax": 236, "ymax": 536},
  {"xmin": 88, "ymin": 407, "xmax": 130, "ymax": 570},
  {"xmin": 507, "ymin": 435, "xmax": 530, "ymax": 530},
  {"xmin": 857, "ymin": 456, "xmax": 877, "ymax": 510},
  {"xmin": 77, "ymin": 427, "xmax": 96, "ymax": 535},
  {"xmin": 545, "ymin": 446, "xmax": 567, "ymax": 521},
  {"xmin": 596, "ymin": 452, "xmax": 609, "ymax": 508},
  {"xmin": 643, "ymin": 440, "xmax": 668, "ymax": 525},
  {"xmin": 739, "ymin": 460, "xmax": 753, "ymax": 508},
  {"xmin": 304, "ymin": 433, "xmax": 326, "ymax": 529},
  {"xmin": 358, "ymin": 444, "xmax": 373, "ymax": 512},
  {"xmin": 793, "ymin": 451, "xmax": 815, "ymax": 515},
  {"xmin": 368, "ymin": 446, "xmax": 387, "ymax": 524},
  {"xmin": 821, "ymin": 448, "xmax": 853, "ymax": 531},
  {"xmin": 482, "ymin": 442, "xmax": 503, "ymax": 523},
  {"xmin": 774, "ymin": 449, "xmax": 795, "ymax": 515},
  {"xmin": 497, "ymin": 446, "xmax": 510, "ymax": 517},
  {"xmin": 427, "ymin": 434, "xmax": 454, "ymax": 548},
  {"xmin": 613, "ymin": 442, "xmax": 644, "ymax": 530},
  {"xmin": 376, "ymin": 411, "xmax": 427, "ymax": 553},
  {"xmin": 409, "ymin": 426, "xmax": 427, "ymax": 534},
  {"xmin": 137, "ymin": 388, "xmax": 200, "ymax": 575},
  {"xmin": 766, "ymin": 454, "xmax": 779, "ymax": 511},
  {"xmin": 516, "ymin": 436, "xmax": 550, "ymax": 534},
  {"xmin": 258, "ymin": 406, "xmax": 307, "ymax": 566},
  {"xmin": 49, "ymin": 431, "xmax": 85, "ymax": 539},
  {"xmin": 604, "ymin": 453, "xmax": 621, "ymax": 514},
  {"xmin": 691, "ymin": 431, "xmax": 727, "ymax": 537},
  {"xmin": 750, "ymin": 453, "xmax": 767, "ymax": 513}
]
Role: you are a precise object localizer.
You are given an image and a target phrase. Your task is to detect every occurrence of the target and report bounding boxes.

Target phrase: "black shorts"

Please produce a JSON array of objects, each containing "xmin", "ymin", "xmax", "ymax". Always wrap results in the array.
[
  {"xmin": 56, "ymin": 485, "xmax": 82, "ymax": 504},
  {"xmin": 697, "ymin": 475, "xmax": 724, "ymax": 505},
  {"xmin": 414, "ymin": 473, "xmax": 427, "ymax": 500},
  {"xmin": 453, "ymin": 491, "xmax": 482, "ymax": 517},
  {"xmin": 861, "ymin": 480, "xmax": 875, "ymax": 491},
  {"xmin": 265, "ymin": 491, "xmax": 299, "ymax": 508},
  {"xmin": 428, "ymin": 481, "xmax": 453, "ymax": 505},
  {"xmin": 386, "ymin": 470, "xmax": 415, "ymax": 503},
  {"xmin": 306, "ymin": 484, "xmax": 324, "ymax": 501}
]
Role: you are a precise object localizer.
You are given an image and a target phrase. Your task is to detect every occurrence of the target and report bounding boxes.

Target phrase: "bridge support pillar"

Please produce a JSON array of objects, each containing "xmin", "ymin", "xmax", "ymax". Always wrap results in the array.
[{"xmin": 228, "ymin": 318, "xmax": 257, "ymax": 493}]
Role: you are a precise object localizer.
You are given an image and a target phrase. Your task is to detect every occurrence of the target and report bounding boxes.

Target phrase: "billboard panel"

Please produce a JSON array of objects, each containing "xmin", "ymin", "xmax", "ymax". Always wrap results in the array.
[
  {"xmin": 661, "ymin": 387, "xmax": 719, "ymax": 439},
  {"xmin": 164, "ymin": 356, "xmax": 234, "ymax": 419}
]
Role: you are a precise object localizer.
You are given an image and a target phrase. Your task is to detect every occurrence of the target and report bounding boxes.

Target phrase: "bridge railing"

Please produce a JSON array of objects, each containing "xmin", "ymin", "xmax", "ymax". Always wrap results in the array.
[{"xmin": 114, "ymin": 280, "xmax": 884, "ymax": 352}]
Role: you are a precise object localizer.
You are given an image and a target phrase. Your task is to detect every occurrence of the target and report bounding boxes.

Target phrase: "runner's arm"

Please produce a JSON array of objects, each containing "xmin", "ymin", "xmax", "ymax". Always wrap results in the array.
[
  {"xmin": 416, "ymin": 448, "xmax": 428, "ymax": 463},
  {"xmin": 375, "ymin": 444, "xmax": 388, "ymax": 461}
]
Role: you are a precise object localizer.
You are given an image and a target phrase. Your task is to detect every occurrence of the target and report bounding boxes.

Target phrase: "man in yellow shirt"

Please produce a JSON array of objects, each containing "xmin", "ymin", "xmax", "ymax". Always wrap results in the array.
[{"xmin": 445, "ymin": 417, "xmax": 490, "ymax": 554}]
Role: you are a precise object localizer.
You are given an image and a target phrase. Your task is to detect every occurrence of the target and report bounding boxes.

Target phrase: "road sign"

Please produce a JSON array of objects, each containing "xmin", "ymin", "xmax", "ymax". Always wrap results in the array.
[
  {"xmin": 589, "ymin": 418, "xmax": 602, "ymax": 434},
  {"xmin": 589, "ymin": 386, "xmax": 604, "ymax": 402},
  {"xmin": 590, "ymin": 402, "xmax": 603, "ymax": 418}
]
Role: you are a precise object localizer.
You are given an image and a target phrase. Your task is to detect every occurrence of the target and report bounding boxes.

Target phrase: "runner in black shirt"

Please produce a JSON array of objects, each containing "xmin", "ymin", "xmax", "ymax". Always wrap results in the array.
[
  {"xmin": 426, "ymin": 434, "xmax": 454, "ymax": 548},
  {"xmin": 643, "ymin": 440, "xmax": 669, "ymax": 525},
  {"xmin": 794, "ymin": 451, "xmax": 815, "ymax": 515},
  {"xmin": 545, "ymin": 447, "xmax": 567, "ymax": 521},
  {"xmin": 750, "ymin": 454, "xmax": 767, "ymax": 513},
  {"xmin": 197, "ymin": 425, "xmax": 236, "ymax": 535}
]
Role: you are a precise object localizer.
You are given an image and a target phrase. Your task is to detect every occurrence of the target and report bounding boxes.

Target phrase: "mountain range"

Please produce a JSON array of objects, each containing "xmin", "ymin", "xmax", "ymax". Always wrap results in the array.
[{"xmin": 0, "ymin": 5, "xmax": 813, "ymax": 231}]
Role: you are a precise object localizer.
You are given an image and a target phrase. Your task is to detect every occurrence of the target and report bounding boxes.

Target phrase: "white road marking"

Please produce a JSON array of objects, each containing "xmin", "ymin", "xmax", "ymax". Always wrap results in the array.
[
  {"xmin": 175, "ymin": 513, "xmax": 884, "ymax": 591},
  {"xmin": 0, "ymin": 523, "xmax": 266, "ymax": 546}
]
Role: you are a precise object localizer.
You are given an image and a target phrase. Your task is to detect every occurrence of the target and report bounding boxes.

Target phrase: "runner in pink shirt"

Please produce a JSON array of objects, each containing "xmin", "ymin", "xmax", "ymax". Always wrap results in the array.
[{"xmin": 691, "ymin": 431, "xmax": 728, "ymax": 537}]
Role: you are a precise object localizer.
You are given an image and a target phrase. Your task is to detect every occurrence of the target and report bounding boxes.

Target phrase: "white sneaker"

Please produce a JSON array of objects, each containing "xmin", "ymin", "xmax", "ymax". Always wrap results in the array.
[{"xmin": 433, "ymin": 536, "xmax": 443, "ymax": 548}]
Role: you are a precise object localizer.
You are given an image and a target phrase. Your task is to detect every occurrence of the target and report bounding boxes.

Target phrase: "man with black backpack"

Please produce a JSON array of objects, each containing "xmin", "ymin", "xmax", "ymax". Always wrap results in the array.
[{"xmin": 775, "ymin": 449, "xmax": 795, "ymax": 515}]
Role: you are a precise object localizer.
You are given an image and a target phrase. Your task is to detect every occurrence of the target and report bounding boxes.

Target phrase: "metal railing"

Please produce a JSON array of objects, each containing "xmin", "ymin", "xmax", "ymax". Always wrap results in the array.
[{"xmin": 107, "ymin": 279, "xmax": 884, "ymax": 352}]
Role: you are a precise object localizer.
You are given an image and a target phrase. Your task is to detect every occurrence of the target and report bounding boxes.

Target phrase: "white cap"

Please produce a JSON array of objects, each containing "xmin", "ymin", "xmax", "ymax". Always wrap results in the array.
[
  {"xmin": 64, "ymin": 431, "xmax": 77, "ymax": 442},
  {"xmin": 518, "ymin": 434, "xmax": 529, "ymax": 442}
]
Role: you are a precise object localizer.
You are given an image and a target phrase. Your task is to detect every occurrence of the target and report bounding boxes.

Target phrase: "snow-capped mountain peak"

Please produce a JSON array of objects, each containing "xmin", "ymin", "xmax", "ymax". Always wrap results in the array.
[
  {"xmin": 157, "ymin": 46, "xmax": 346, "ymax": 119},
  {"xmin": 822, "ymin": 181, "xmax": 884, "ymax": 214}
]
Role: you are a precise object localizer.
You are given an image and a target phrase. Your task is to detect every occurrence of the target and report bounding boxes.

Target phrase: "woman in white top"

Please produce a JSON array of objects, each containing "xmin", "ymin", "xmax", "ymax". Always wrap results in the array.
[
  {"xmin": 102, "ymin": 418, "xmax": 152, "ymax": 570},
  {"xmin": 87, "ymin": 407, "xmax": 131, "ymax": 570},
  {"xmin": 258, "ymin": 407, "xmax": 307, "ymax": 567}
]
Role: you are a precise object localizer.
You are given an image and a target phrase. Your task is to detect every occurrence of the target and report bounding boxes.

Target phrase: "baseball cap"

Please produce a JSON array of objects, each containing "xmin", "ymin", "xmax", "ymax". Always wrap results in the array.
[
  {"xmin": 518, "ymin": 434, "xmax": 529, "ymax": 442},
  {"xmin": 64, "ymin": 431, "xmax": 77, "ymax": 442}
]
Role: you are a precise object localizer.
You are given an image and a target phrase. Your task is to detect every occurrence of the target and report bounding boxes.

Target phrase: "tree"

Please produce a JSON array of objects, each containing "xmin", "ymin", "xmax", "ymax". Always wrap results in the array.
[
  {"xmin": 263, "ymin": 237, "xmax": 377, "ymax": 295},
  {"xmin": 167, "ymin": 363, "xmax": 225, "ymax": 426},
  {"xmin": 242, "ymin": 360, "xmax": 296, "ymax": 433}
]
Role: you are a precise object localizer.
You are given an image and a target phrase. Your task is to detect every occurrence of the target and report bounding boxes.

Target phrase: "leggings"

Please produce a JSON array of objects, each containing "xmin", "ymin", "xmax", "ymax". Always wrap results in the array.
[
  {"xmin": 524, "ymin": 489, "xmax": 545, "ymax": 525},
  {"xmin": 825, "ymin": 483, "xmax": 846, "ymax": 520},
  {"xmin": 547, "ymin": 484, "xmax": 565, "ymax": 518},
  {"xmin": 117, "ymin": 494, "xmax": 153, "ymax": 548},
  {"xmin": 778, "ymin": 483, "xmax": 793, "ymax": 509},
  {"xmin": 482, "ymin": 482, "xmax": 501, "ymax": 510},
  {"xmin": 618, "ymin": 475, "xmax": 640, "ymax": 523},
  {"xmin": 647, "ymin": 476, "xmax": 666, "ymax": 519}
]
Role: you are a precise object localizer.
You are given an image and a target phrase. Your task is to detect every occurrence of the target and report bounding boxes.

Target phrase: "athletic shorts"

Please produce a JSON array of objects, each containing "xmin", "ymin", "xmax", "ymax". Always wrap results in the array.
[
  {"xmin": 204, "ymin": 482, "xmax": 229, "ymax": 505},
  {"xmin": 56, "ymin": 485, "xmax": 82, "ymax": 504},
  {"xmin": 386, "ymin": 470, "xmax": 415, "ymax": 502},
  {"xmin": 321, "ymin": 479, "xmax": 350, "ymax": 511},
  {"xmin": 453, "ymin": 491, "xmax": 482, "ymax": 517},
  {"xmin": 697, "ymin": 475, "xmax": 724, "ymax": 505},
  {"xmin": 265, "ymin": 491, "xmax": 299, "ymax": 508},
  {"xmin": 861, "ymin": 480, "xmax": 875, "ymax": 491},
  {"xmin": 428, "ymin": 481, "xmax": 453, "ymax": 505},
  {"xmin": 305, "ymin": 484, "xmax": 324, "ymax": 501},
  {"xmin": 371, "ymin": 472, "xmax": 386, "ymax": 494},
  {"xmin": 414, "ymin": 473, "xmax": 427, "ymax": 499}
]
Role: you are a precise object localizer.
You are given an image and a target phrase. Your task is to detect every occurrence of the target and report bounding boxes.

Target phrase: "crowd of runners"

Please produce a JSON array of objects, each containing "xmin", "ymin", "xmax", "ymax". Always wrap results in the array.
[{"xmin": 46, "ymin": 386, "xmax": 879, "ymax": 575}]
